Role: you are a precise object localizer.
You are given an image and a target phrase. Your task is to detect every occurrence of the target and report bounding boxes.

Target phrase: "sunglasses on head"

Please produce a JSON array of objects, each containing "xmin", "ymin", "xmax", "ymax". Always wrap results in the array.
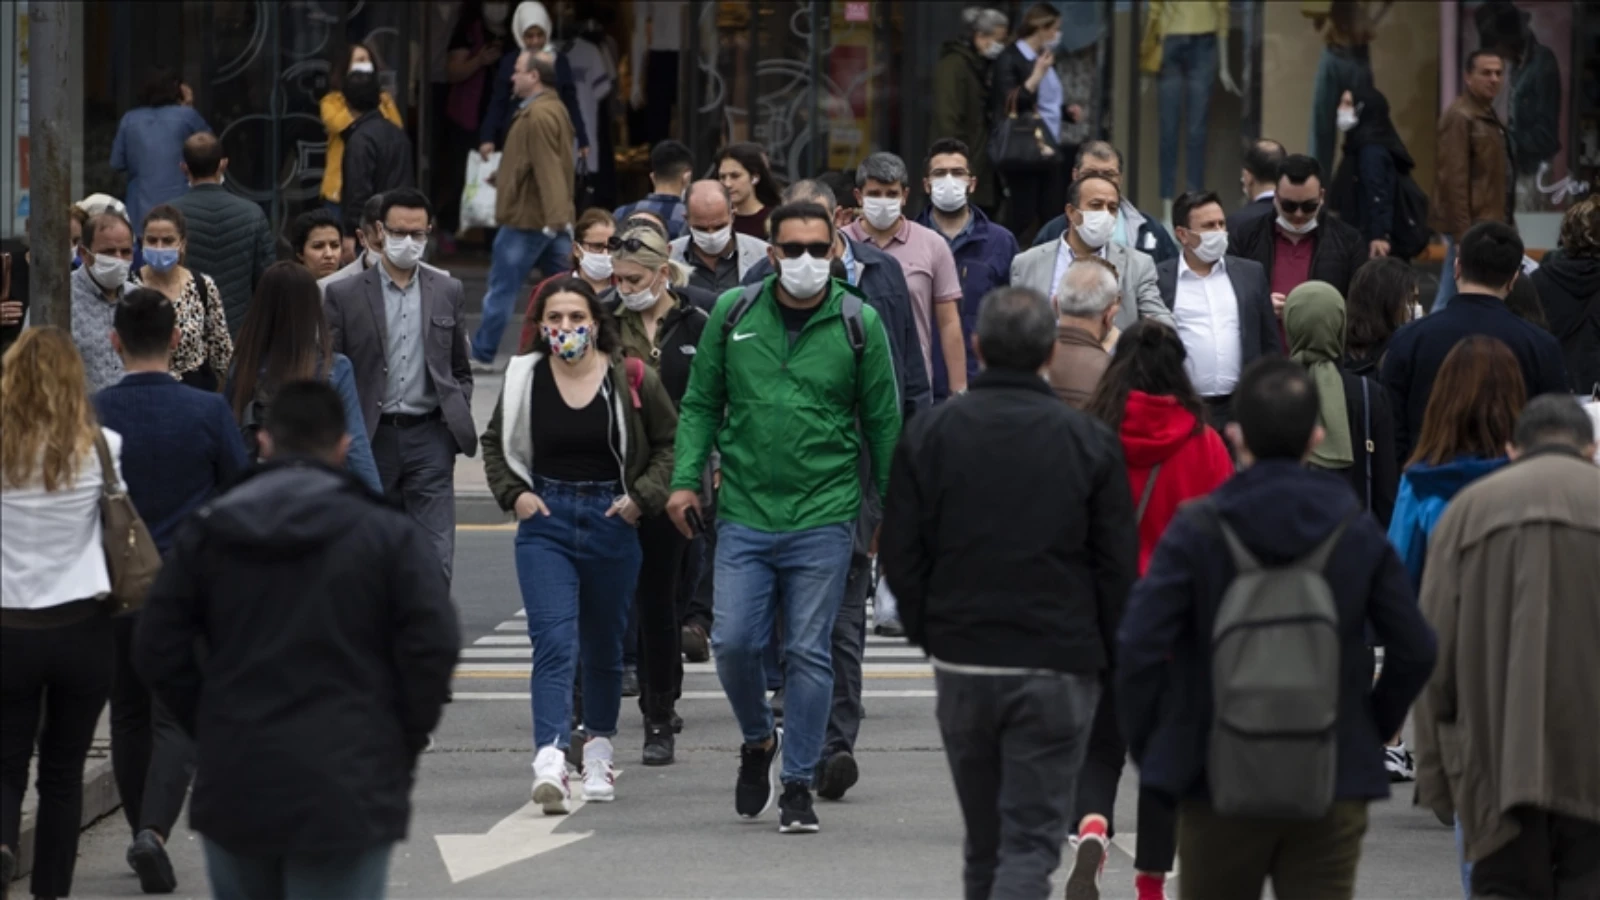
[
  {"xmin": 775, "ymin": 241, "xmax": 832, "ymax": 259},
  {"xmin": 607, "ymin": 236, "xmax": 653, "ymax": 253},
  {"xmin": 1278, "ymin": 198, "xmax": 1322, "ymax": 216}
]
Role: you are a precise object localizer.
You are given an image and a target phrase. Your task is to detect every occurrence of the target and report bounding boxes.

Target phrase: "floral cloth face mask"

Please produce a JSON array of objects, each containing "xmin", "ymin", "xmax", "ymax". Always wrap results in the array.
[{"xmin": 543, "ymin": 324, "xmax": 592, "ymax": 362}]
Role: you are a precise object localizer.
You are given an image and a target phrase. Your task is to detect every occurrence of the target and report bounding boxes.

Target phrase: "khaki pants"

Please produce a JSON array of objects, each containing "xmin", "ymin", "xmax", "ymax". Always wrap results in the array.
[{"xmin": 1178, "ymin": 799, "xmax": 1369, "ymax": 900}]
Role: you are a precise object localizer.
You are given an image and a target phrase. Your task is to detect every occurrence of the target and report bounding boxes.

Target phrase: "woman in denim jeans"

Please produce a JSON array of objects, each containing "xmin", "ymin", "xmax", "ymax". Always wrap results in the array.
[{"xmin": 480, "ymin": 277, "xmax": 677, "ymax": 814}]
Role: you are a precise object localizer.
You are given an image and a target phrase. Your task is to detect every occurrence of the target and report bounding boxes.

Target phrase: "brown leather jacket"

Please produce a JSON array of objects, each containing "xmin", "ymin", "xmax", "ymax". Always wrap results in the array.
[
  {"xmin": 494, "ymin": 91, "xmax": 575, "ymax": 232},
  {"xmin": 1430, "ymin": 94, "xmax": 1513, "ymax": 241}
]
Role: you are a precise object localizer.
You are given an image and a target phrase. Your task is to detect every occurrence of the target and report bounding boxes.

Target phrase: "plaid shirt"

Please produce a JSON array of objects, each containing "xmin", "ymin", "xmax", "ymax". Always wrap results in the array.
[{"xmin": 613, "ymin": 194, "xmax": 688, "ymax": 240}]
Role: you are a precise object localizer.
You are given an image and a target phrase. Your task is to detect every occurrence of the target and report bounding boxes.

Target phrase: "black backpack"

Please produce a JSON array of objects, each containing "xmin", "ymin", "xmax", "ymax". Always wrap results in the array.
[{"xmin": 1388, "ymin": 172, "xmax": 1433, "ymax": 261}]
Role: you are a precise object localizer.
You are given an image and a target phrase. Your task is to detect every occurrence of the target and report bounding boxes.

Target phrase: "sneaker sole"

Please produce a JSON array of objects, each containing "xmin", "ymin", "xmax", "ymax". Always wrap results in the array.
[
  {"xmin": 816, "ymin": 753, "xmax": 859, "ymax": 801},
  {"xmin": 738, "ymin": 729, "xmax": 784, "ymax": 819},
  {"xmin": 1063, "ymin": 836, "xmax": 1105, "ymax": 900},
  {"xmin": 532, "ymin": 781, "xmax": 570, "ymax": 815},
  {"xmin": 583, "ymin": 788, "xmax": 615, "ymax": 802},
  {"xmin": 778, "ymin": 820, "xmax": 821, "ymax": 834},
  {"xmin": 128, "ymin": 840, "xmax": 178, "ymax": 894}
]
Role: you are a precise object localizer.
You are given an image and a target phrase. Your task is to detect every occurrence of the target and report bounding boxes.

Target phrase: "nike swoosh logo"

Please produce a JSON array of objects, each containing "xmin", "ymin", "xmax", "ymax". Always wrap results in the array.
[{"xmin": 731, "ymin": 331, "xmax": 758, "ymax": 341}]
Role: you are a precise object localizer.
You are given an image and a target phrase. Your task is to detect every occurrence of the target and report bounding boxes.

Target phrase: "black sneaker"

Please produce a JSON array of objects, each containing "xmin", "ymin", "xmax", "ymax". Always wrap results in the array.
[
  {"xmin": 778, "ymin": 781, "xmax": 820, "ymax": 833},
  {"xmin": 735, "ymin": 729, "xmax": 783, "ymax": 818},
  {"xmin": 681, "ymin": 623, "xmax": 710, "ymax": 662},
  {"xmin": 621, "ymin": 666, "xmax": 641, "ymax": 697},
  {"xmin": 815, "ymin": 751, "xmax": 859, "ymax": 801},
  {"xmin": 565, "ymin": 725, "xmax": 588, "ymax": 769},
  {"xmin": 642, "ymin": 721, "xmax": 675, "ymax": 766},
  {"xmin": 128, "ymin": 828, "xmax": 178, "ymax": 894},
  {"xmin": 770, "ymin": 686, "xmax": 785, "ymax": 721}
]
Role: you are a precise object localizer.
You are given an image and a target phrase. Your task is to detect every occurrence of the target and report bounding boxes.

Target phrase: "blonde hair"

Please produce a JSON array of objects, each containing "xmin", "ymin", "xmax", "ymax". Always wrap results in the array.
[
  {"xmin": 613, "ymin": 225, "xmax": 690, "ymax": 288},
  {"xmin": 2, "ymin": 327, "xmax": 99, "ymax": 492}
]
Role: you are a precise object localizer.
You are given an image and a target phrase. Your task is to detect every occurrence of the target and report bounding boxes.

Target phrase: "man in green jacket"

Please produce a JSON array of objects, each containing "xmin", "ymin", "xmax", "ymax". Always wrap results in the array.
[{"xmin": 667, "ymin": 201, "xmax": 903, "ymax": 834}]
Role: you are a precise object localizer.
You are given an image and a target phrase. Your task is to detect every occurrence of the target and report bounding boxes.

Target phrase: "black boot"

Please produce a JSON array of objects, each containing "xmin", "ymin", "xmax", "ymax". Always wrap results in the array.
[{"xmin": 642, "ymin": 692, "xmax": 677, "ymax": 766}]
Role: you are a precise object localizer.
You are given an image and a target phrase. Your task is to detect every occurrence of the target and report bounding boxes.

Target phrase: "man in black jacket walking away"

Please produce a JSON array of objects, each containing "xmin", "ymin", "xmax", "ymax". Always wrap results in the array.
[
  {"xmin": 340, "ymin": 72, "xmax": 415, "ymax": 241},
  {"xmin": 134, "ymin": 380, "xmax": 459, "ymax": 899},
  {"xmin": 880, "ymin": 286, "xmax": 1138, "ymax": 900}
]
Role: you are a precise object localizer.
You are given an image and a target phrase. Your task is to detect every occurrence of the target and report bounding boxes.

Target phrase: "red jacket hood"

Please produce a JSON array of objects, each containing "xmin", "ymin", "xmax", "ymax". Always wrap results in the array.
[{"xmin": 1119, "ymin": 391, "xmax": 1205, "ymax": 469}]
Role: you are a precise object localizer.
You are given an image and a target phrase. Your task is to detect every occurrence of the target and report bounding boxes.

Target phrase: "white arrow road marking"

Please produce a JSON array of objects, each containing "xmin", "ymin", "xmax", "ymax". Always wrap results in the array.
[{"xmin": 435, "ymin": 798, "xmax": 593, "ymax": 883}]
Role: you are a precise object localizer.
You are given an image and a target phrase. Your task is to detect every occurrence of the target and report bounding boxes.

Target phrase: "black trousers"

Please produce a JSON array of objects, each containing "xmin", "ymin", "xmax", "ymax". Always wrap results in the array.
[
  {"xmin": 110, "ymin": 614, "xmax": 196, "ymax": 839},
  {"xmin": 0, "ymin": 614, "xmax": 114, "ymax": 899},
  {"xmin": 1470, "ymin": 805, "xmax": 1600, "ymax": 899},
  {"xmin": 634, "ymin": 512, "xmax": 687, "ymax": 723},
  {"xmin": 1075, "ymin": 676, "xmax": 1178, "ymax": 873},
  {"xmin": 679, "ymin": 500, "xmax": 716, "ymax": 633}
]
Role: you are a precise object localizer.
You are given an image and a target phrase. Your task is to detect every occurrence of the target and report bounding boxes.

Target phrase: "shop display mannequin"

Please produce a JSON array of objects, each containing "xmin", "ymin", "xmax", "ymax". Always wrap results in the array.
[{"xmin": 1142, "ymin": 0, "xmax": 1241, "ymax": 227}]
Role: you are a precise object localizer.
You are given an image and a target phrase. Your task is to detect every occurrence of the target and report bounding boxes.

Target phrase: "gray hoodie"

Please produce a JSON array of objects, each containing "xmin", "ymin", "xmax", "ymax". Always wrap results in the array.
[{"xmin": 70, "ymin": 265, "xmax": 127, "ymax": 393}]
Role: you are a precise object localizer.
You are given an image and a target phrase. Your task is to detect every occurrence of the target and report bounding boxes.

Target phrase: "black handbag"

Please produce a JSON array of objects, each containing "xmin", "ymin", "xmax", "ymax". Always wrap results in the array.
[{"xmin": 989, "ymin": 88, "xmax": 1061, "ymax": 174}]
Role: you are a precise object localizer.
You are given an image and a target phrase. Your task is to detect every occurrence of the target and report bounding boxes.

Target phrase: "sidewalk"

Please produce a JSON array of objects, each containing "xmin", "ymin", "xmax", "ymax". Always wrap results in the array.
[{"xmin": 13, "ymin": 710, "xmax": 118, "ymax": 881}]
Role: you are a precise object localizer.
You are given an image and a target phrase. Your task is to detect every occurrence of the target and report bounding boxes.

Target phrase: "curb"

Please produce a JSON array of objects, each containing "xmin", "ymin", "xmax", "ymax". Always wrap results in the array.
[{"xmin": 14, "ymin": 755, "xmax": 121, "ymax": 881}]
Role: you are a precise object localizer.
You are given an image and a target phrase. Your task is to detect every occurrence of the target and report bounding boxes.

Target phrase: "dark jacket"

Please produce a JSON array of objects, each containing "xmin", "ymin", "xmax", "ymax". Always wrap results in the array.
[
  {"xmin": 133, "ymin": 461, "xmax": 459, "ymax": 855},
  {"xmin": 1322, "ymin": 369, "xmax": 1400, "ymax": 528},
  {"xmin": 92, "ymin": 372, "xmax": 251, "ymax": 553},
  {"xmin": 1229, "ymin": 207, "xmax": 1366, "ymax": 300},
  {"xmin": 1225, "ymin": 195, "xmax": 1276, "ymax": 237},
  {"xmin": 1155, "ymin": 254, "xmax": 1282, "ymax": 370},
  {"xmin": 914, "ymin": 205, "xmax": 1019, "ymax": 395},
  {"xmin": 1379, "ymin": 293, "xmax": 1571, "ymax": 462},
  {"xmin": 340, "ymin": 111, "xmax": 416, "ymax": 234},
  {"xmin": 618, "ymin": 289, "xmax": 710, "ymax": 406},
  {"xmin": 1117, "ymin": 460, "xmax": 1437, "ymax": 802},
  {"xmin": 880, "ymin": 369, "xmax": 1138, "ymax": 674},
  {"xmin": 1430, "ymin": 93, "xmax": 1513, "ymax": 241},
  {"xmin": 743, "ymin": 236, "xmax": 932, "ymax": 418},
  {"xmin": 1530, "ymin": 256, "xmax": 1600, "ymax": 393},
  {"xmin": 1330, "ymin": 85, "xmax": 1416, "ymax": 246},
  {"xmin": 1033, "ymin": 205, "xmax": 1180, "ymax": 265},
  {"xmin": 931, "ymin": 39, "xmax": 997, "ymax": 210},
  {"xmin": 166, "ymin": 184, "xmax": 275, "ymax": 336}
]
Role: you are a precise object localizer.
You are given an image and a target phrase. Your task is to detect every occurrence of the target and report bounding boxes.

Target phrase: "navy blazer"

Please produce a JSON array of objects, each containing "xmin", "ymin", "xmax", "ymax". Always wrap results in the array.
[{"xmin": 1155, "ymin": 254, "xmax": 1284, "ymax": 376}]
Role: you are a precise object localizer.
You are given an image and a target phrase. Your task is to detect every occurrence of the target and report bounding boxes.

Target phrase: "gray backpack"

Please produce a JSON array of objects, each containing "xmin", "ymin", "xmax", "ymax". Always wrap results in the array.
[{"xmin": 1203, "ymin": 502, "xmax": 1353, "ymax": 820}]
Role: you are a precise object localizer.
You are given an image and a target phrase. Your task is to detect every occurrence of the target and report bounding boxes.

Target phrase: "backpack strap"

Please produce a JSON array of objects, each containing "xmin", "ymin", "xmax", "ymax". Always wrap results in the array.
[
  {"xmin": 1135, "ymin": 462, "xmax": 1163, "ymax": 524},
  {"xmin": 720, "ymin": 282, "xmax": 765, "ymax": 336},
  {"xmin": 838, "ymin": 292, "xmax": 866, "ymax": 362},
  {"xmin": 1304, "ymin": 511, "xmax": 1360, "ymax": 574},
  {"xmin": 1360, "ymin": 377, "xmax": 1374, "ymax": 511},
  {"xmin": 624, "ymin": 356, "xmax": 645, "ymax": 409}
]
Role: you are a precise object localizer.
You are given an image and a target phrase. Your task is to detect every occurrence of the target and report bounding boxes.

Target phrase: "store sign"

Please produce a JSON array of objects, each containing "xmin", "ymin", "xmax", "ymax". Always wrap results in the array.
[{"xmin": 844, "ymin": 2, "xmax": 869, "ymax": 23}]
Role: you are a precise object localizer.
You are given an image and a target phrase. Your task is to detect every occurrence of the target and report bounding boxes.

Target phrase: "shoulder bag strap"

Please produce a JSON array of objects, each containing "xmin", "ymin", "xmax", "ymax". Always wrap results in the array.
[
  {"xmin": 1361, "ymin": 377, "xmax": 1374, "ymax": 511},
  {"xmin": 91, "ymin": 430, "xmax": 119, "ymax": 497},
  {"xmin": 1135, "ymin": 462, "xmax": 1162, "ymax": 524}
]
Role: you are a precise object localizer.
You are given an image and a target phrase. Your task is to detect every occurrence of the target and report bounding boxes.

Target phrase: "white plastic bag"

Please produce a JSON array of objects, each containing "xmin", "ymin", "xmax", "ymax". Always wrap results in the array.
[
  {"xmin": 459, "ymin": 152, "xmax": 501, "ymax": 233},
  {"xmin": 872, "ymin": 571, "xmax": 900, "ymax": 627},
  {"xmin": 1583, "ymin": 395, "xmax": 1600, "ymax": 464}
]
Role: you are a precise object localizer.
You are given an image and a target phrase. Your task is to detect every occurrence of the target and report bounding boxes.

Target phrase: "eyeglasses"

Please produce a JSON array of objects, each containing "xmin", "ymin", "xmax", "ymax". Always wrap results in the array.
[
  {"xmin": 928, "ymin": 168, "xmax": 971, "ymax": 179},
  {"xmin": 578, "ymin": 241, "xmax": 610, "ymax": 254},
  {"xmin": 1277, "ymin": 199, "xmax": 1321, "ymax": 216},
  {"xmin": 775, "ymin": 242, "xmax": 832, "ymax": 259},
  {"xmin": 383, "ymin": 225, "xmax": 432, "ymax": 241}
]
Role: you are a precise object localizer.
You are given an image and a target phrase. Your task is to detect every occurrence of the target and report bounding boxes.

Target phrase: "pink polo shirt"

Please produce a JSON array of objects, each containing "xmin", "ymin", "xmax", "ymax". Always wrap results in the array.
[{"xmin": 844, "ymin": 217, "xmax": 962, "ymax": 379}]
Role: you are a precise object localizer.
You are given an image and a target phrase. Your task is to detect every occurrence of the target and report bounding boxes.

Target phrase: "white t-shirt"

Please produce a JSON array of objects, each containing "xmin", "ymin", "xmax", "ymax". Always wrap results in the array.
[{"xmin": 1, "ymin": 428, "xmax": 121, "ymax": 610}]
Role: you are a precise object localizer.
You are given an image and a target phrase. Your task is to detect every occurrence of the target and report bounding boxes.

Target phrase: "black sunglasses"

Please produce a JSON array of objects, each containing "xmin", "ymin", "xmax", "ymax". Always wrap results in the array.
[
  {"xmin": 606, "ymin": 236, "xmax": 653, "ymax": 253},
  {"xmin": 775, "ymin": 241, "xmax": 832, "ymax": 259},
  {"xmin": 1278, "ymin": 198, "xmax": 1322, "ymax": 216}
]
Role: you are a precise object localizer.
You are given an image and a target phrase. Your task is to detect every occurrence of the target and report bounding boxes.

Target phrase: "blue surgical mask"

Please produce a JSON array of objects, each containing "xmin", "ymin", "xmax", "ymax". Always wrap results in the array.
[{"xmin": 145, "ymin": 247, "xmax": 181, "ymax": 273}]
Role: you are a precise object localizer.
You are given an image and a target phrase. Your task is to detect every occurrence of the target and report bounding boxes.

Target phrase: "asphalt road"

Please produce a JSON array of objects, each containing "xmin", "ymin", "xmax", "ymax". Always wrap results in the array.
[{"xmin": 66, "ymin": 530, "xmax": 1468, "ymax": 899}]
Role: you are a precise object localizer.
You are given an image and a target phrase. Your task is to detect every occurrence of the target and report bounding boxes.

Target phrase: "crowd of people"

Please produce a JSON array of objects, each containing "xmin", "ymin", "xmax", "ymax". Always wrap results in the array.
[{"xmin": 2, "ymin": 3, "xmax": 1599, "ymax": 900}]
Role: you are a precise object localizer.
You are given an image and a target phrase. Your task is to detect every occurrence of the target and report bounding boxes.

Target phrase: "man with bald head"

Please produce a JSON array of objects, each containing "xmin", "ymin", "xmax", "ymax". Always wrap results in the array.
[
  {"xmin": 668, "ymin": 180, "xmax": 771, "ymax": 293},
  {"xmin": 167, "ymin": 132, "xmax": 274, "ymax": 334}
]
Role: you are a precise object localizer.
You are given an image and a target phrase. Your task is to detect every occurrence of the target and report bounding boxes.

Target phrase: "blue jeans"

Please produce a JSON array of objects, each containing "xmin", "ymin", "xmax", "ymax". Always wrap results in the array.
[
  {"xmin": 1455, "ymin": 817, "xmax": 1472, "ymax": 898},
  {"xmin": 1158, "ymin": 34, "xmax": 1217, "ymax": 199},
  {"xmin": 471, "ymin": 226, "xmax": 573, "ymax": 363},
  {"xmin": 1434, "ymin": 236, "xmax": 1459, "ymax": 311},
  {"xmin": 515, "ymin": 477, "xmax": 641, "ymax": 750},
  {"xmin": 203, "ymin": 840, "xmax": 392, "ymax": 900},
  {"xmin": 712, "ymin": 520, "xmax": 854, "ymax": 785}
]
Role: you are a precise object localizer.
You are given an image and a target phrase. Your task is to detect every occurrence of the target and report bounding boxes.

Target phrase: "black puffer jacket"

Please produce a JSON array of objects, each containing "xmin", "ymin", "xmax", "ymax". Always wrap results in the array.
[
  {"xmin": 1531, "ymin": 255, "xmax": 1600, "ymax": 393},
  {"xmin": 133, "ymin": 461, "xmax": 459, "ymax": 855},
  {"xmin": 168, "ymin": 184, "xmax": 275, "ymax": 336}
]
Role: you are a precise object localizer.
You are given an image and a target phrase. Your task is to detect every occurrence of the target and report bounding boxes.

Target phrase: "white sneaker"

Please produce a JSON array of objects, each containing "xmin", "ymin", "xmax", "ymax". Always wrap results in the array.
[
  {"xmin": 531, "ymin": 745, "xmax": 572, "ymax": 815},
  {"xmin": 582, "ymin": 736, "xmax": 617, "ymax": 802}
]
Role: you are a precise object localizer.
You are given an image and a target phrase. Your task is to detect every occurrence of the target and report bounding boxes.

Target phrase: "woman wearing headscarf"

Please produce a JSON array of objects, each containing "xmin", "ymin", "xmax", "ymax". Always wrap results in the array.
[
  {"xmin": 1283, "ymin": 280, "xmax": 1398, "ymax": 526},
  {"xmin": 477, "ymin": 2, "xmax": 590, "ymax": 165},
  {"xmin": 1330, "ymin": 84, "xmax": 1416, "ymax": 261}
]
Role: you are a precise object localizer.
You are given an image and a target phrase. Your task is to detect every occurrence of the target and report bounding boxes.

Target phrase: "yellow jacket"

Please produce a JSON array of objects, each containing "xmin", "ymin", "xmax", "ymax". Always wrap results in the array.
[{"xmin": 320, "ymin": 91, "xmax": 403, "ymax": 203}]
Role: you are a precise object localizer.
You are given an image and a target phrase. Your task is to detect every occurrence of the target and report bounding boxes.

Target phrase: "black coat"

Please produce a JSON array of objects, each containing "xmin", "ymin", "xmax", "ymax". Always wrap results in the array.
[
  {"xmin": 341, "ymin": 110, "xmax": 416, "ymax": 234},
  {"xmin": 1229, "ymin": 208, "xmax": 1367, "ymax": 300},
  {"xmin": 1530, "ymin": 256, "xmax": 1600, "ymax": 393},
  {"xmin": 1321, "ymin": 369, "xmax": 1399, "ymax": 529},
  {"xmin": 880, "ymin": 369, "xmax": 1138, "ymax": 674},
  {"xmin": 133, "ymin": 461, "xmax": 459, "ymax": 855},
  {"xmin": 1225, "ymin": 196, "xmax": 1276, "ymax": 238}
]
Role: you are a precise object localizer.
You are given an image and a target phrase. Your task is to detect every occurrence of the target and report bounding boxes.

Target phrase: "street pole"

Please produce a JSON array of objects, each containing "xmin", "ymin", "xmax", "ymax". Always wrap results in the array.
[{"xmin": 27, "ymin": 1, "xmax": 72, "ymax": 329}]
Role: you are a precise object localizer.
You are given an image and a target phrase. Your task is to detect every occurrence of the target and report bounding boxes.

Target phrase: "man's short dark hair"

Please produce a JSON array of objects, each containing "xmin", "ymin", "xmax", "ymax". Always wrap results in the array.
[
  {"xmin": 1067, "ymin": 174, "xmax": 1120, "ymax": 208},
  {"xmin": 1074, "ymin": 140, "xmax": 1124, "ymax": 172},
  {"xmin": 1457, "ymin": 221, "xmax": 1524, "ymax": 290},
  {"xmin": 1243, "ymin": 138, "xmax": 1286, "ymax": 183},
  {"xmin": 649, "ymin": 140, "xmax": 695, "ymax": 182},
  {"xmin": 343, "ymin": 71, "xmax": 381, "ymax": 115},
  {"xmin": 113, "ymin": 288, "xmax": 177, "ymax": 359},
  {"xmin": 1234, "ymin": 357, "xmax": 1322, "ymax": 461},
  {"xmin": 380, "ymin": 188, "xmax": 433, "ymax": 224},
  {"xmin": 1173, "ymin": 190, "xmax": 1224, "ymax": 230},
  {"xmin": 1277, "ymin": 154, "xmax": 1323, "ymax": 187},
  {"xmin": 1465, "ymin": 48, "xmax": 1504, "ymax": 74},
  {"xmin": 818, "ymin": 172, "xmax": 857, "ymax": 210},
  {"xmin": 1512, "ymin": 394, "xmax": 1595, "ymax": 452},
  {"xmin": 925, "ymin": 138, "xmax": 971, "ymax": 171},
  {"xmin": 976, "ymin": 287, "xmax": 1056, "ymax": 372},
  {"xmin": 767, "ymin": 201, "xmax": 834, "ymax": 241},
  {"xmin": 264, "ymin": 380, "xmax": 347, "ymax": 458},
  {"xmin": 182, "ymin": 132, "xmax": 225, "ymax": 178}
]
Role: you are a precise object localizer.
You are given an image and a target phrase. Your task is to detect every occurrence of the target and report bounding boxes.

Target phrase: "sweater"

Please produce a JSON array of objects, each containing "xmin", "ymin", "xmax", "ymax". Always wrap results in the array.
[
  {"xmin": 167, "ymin": 184, "xmax": 276, "ymax": 335},
  {"xmin": 1117, "ymin": 391, "xmax": 1235, "ymax": 574}
]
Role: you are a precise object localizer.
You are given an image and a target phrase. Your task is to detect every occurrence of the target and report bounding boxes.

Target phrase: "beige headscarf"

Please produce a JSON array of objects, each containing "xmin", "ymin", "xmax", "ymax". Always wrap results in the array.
[{"xmin": 1284, "ymin": 281, "xmax": 1354, "ymax": 469}]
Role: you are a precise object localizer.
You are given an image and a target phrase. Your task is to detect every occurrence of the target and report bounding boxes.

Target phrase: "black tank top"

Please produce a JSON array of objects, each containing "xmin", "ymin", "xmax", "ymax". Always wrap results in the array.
[{"xmin": 529, "ymin": 358, "xmax": 619, "ymax": 482}]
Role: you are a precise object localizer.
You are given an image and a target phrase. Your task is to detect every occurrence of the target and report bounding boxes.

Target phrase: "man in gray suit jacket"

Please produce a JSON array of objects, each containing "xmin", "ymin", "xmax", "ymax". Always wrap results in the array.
[
  {"xmin": 320, "ymin": 193, "xmax": 451, "ymax": 296},
  {"xmin": 1010, "ymin": 175, "xmax": 1172, "ymax": 334},
  {"xmin": 325, "ymin": 189, "xmax": 475, "ymax": 582},
  {"xmin": 1156, "ymin": 190, "xmax": 1282, "ymax": 428}
]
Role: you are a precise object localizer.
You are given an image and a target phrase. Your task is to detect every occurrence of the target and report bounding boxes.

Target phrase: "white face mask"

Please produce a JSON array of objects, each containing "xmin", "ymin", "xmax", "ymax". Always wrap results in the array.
[
  {"xmin": 383, "ymin": 234, "xmax": 426, "ymax": 269},
  {"xmin": 1336, "ymin": 109, "xmax": 1359, "ymax": 133},
  {"xmin": 1074, "ymin": 209, "xmax": 1115, "ymax": 249},
  {"xmin": 618, "ymin": 274, "xmax": 663, "ymax": 312},
  {"xmin": 364, "ymin": 248, "xmax": 383, "ymax": 268},
  {"xmin": 778, "ymin": 254, "xmax": 832, "ymax": 299},
  {"xmin": 861, "ymin": 196, "xmax": 903, "ymax": 230},
  {"xmin": 1276, "ymin": 214, "xmax": 1320, "ymax": 236},
  {"xmin": 691, "ymin": 225, "xmax": 733, "ymax": 255},
  {"xmin": 1190, "ymin": 230, "xmax": 1229, "ymax": 263},
  {"xmin": 88, "ymin": 254, "xmax": 130, "ymax": 290},
  {"xmin": 578, "ymin": 250, "xmax": 613, "ymax": 281},
  {"xmin": 930, "ymin": 176, "xmax": 970, "ymax": 213},
  {"xmin": 981, "ymin": 41, "xmax": 1004, "ymax": 60},
  {"xmin": 348, "ymin": 61, "xmax": 376, "ymax": 74}
]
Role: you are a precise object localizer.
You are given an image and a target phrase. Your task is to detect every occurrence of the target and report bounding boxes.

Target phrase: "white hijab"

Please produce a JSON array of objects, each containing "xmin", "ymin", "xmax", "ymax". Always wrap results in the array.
[{"xmin": 512, "ymin": 2, "xmax": 554, "ymax": 50}]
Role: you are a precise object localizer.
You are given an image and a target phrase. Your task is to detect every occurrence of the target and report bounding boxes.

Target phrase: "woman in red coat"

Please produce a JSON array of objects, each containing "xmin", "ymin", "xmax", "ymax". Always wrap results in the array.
[{"xmin": 1072, "ymin": 320, "xmax": 1236, "ymax": 900}]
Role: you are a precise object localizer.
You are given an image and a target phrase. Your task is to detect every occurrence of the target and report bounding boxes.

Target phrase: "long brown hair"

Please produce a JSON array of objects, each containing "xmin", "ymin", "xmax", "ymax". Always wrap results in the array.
[
  {"xmin": 2, "ymin": 327, "xmax": 99, "ymax": 492},
  {"xmin": 229, "ymin": 262, "xmax": 334, "ymax": 420},
  {"xmin": 1085, "ymin": 320, "xmax": 1207, "ymax": 435},
  {"xmin": 1408, "ymin": 336, "xmax": 1525, "ymax": 467}
]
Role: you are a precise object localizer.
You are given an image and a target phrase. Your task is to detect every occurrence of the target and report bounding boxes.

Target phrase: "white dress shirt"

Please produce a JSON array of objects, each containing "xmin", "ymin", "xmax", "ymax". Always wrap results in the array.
[
  {"xmin": 1, "ymin": 428, "xmax": 121, "ymax": 610},
  {"xmin": 1049, "ymin": 237, "xmax": 1107, "ymax": 305},
  {"xmin": 1172, "ymin": 255, "xmax": 1243, "ymax": 398}
]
